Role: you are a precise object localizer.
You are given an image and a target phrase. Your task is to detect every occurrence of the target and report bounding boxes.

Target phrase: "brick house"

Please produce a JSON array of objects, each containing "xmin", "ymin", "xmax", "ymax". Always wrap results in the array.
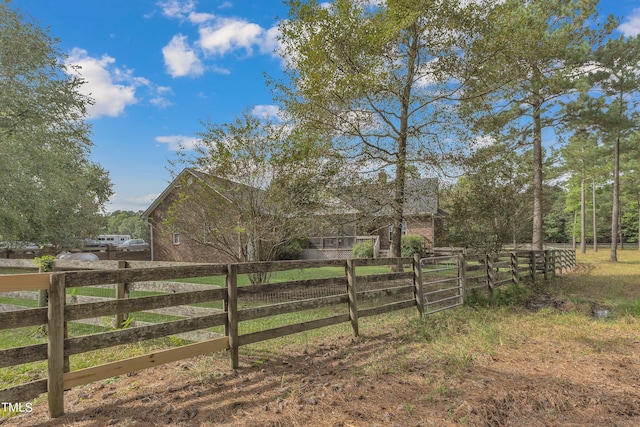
[
  {"xmin": 142, "ymin": 168, "xmax": 256, "ymax": 263},
  {"xmin": 143, "ymin": 168, "xmax": 446, "ymax": 262},
  {"xmin": 305, "ymin": 177, "xmax": 447, "ymax": 258}
]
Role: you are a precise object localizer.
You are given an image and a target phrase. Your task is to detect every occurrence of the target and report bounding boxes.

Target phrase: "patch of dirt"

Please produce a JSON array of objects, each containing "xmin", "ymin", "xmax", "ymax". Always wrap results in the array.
[
  {"xmin": 525, "ymin": 292, "xmax": 567, "ymax": 312},
  {"xmin": 6, "ymin": 326, "xmax": 640, "ymax": 427}
]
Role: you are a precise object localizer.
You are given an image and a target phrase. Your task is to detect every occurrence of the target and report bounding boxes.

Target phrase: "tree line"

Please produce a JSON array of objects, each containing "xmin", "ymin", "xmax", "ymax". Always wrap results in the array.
[
  {"xmin": 2, "ymin": 0, "xmax": 638, "ymax": 262},
  {"xmin": 174, "ymin": 0, "xmax": 635, "ymax": 261}
]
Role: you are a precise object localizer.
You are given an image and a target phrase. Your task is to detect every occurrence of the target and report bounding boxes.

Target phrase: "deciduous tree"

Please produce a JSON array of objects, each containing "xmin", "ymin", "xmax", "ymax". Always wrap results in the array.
[
  {"xmin": 275, "ymin": 0, "xmax": 482, "ymax": 258},
  {"xmin": 170, "ymin": 110, "xmax": 331, "ymax": 281},
  {"xmin": 0, "ymin": 0, "xmax": 112, "ymax": 247}
]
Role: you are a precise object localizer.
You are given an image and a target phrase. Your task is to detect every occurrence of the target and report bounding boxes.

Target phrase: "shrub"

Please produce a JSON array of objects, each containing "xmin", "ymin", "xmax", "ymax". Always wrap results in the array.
[
  {"xmin": 33, "ymin": 255, "xmax": 56, "ymax": 272},
  {"xmin": 464, "ymin": 282, "xmax": 532, "ymax": 308},
  {"xmin": 275, "ymin": 240, "xmax": 303, "ymax": 260},
  {"xmin": 401, "ymin": 235, "xmax": 424, "ymax": 257},
  {"xmin": 353, "ymin": 241, "xmax": 374, "ymax": 258}
]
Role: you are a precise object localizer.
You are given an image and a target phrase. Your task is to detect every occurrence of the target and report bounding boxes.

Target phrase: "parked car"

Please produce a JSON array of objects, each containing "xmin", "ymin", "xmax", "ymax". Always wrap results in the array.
[
  {"xmin": 81, "ymin": 238, "xmax": 107, "ymax": 251},
  {"xmin": 120, "ymin": 239, "xmax": 150, "ymax": 251}
]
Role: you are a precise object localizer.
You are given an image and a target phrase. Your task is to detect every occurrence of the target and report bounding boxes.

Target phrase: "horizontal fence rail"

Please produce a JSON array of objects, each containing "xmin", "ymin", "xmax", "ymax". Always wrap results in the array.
[{"xmin": 0, "ymin": 249, "xmax": 577, "ymax": 418}]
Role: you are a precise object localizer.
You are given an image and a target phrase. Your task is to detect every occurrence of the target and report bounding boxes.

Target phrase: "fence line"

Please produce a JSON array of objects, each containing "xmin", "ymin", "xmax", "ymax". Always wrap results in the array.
[{"xmin": 0, "ymin": 249, "xmax": 576, "ymax": 418}]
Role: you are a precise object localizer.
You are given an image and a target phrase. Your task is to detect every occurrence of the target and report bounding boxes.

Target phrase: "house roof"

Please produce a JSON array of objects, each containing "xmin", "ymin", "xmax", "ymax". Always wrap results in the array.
[
  {"xmin": 332, "ymin": 177, "xmax": 440, "ymax": 218},
  {"xmin": 143, "ymin": 168, "xmax": 441, "ymax": 220},
  {"xmin": 404, "ymin": 178, "xmax": 439, "ymax": 216},
  {"xmin": 141, "ymin": 168, "xmax": 247, "ymax": 219}
]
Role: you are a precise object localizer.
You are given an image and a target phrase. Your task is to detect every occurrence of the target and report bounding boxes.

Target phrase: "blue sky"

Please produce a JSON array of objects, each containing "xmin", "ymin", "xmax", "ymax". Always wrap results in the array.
[{"xmin": 10, "ymin": 0, "xmax": 640, "ymax": 213}]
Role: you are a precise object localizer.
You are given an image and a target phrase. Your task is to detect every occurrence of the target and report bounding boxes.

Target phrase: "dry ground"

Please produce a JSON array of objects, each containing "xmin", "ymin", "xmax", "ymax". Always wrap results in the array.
[{"xmin": 4, "ymin": 291, "xmax": 640, "ymax": 427}]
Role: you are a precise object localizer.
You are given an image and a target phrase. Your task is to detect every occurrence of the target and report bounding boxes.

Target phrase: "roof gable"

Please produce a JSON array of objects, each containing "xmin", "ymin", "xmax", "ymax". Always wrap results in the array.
[{"xmin": 142, "ymin": 168, "xmax": 249, "ymax": 219}]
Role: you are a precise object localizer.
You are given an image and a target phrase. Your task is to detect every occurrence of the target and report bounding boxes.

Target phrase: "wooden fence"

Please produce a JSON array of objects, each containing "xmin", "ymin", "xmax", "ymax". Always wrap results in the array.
[{"xmin": 0, "ymin": 249, "xmax": 576, "ymax": 418}]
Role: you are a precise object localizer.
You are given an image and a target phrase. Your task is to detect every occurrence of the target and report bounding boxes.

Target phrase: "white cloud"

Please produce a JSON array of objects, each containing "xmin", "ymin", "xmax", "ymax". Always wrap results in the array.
[
  {"xmin": 156, "ymin": 135, "xmax": 201, "ymax": 151},
  {"xmin": 159, "ymin": 0, "xmax": 215, "ymax": 24},
  {"xmin": 188, "ymin": 11, "xmax": 215, "ymax": 23},
  {"xmin": 66, "ymin": 48, "xmax": 139, "ymax": 118},
  {"xmin": 162, "ymin": 34, "xmax": 205, "ymax": 77},
  {"xmin": 198, "ymin": 18, "xmax": 264, "ymax": 56},
  {"xmin": 158, "ymin": 0, "xmax": 196, "ymax": 20},
  {"xmin": 472, "ymin": 135, "xmax": 495, "ymax": 149},
  {"xmin": 159, "ymin": 1, "xmax": 282, "ymax": 77},
  {"xmin": 259, "ymin": 25, "xmax": 281, "ymax": 57},
  {"xmin": 619, "ymin": 8, "xmax": 640, "ymax": 37},
  {"xmin": 150, "ymin": 86, "xmax": 174, "ymax": 108},
  {"xmin": 252, "ymin": 105, "xmax": 283, "ymax": 121}
]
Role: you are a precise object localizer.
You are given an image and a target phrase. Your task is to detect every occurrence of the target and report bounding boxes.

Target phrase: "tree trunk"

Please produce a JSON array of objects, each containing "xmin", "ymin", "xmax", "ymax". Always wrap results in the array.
[
  {"xmin": 610, "ymin": 135, "xmax": 620, "ymax": 262},
  {"xmin": 580, "ymin": 179, "xmax": 586, "ymax": 254},
  {"xmin": 532, "ymin": 96, "xmax": 544, "ymax": 251},
  {"xmin": 572, "ymin": 210, "xmax": 577, "ymax": 250},
  {"xmin": 592, "ymin": 178, "xmax": 597, "ymax": 252},
  {"xmin": 390, "ymin": 24, "xmax": 419, "ymax": 268}
]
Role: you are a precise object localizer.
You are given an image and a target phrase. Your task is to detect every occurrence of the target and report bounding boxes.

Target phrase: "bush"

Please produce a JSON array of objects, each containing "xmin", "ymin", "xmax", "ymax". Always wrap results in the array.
[
  {"xmin": 275, "ymin": 240, "xmax": 303, "ymax": 260},
  {"xmin": 353, "ymin": 241, "xmax": 374, "ymax": 258},
  {"xmin": 464, "ymin": 282, "xmax": 532, "ymax": 308},
  {"xmin": 401, "ymin": 235, "xmax": 424, "ymax": 257}
]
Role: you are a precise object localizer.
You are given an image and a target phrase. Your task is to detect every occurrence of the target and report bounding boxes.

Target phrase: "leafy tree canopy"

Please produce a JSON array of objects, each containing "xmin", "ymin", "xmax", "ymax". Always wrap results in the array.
[
  {"xmin": 0, "ymin": 0, "xmax": 112, "ymax": 247},
  {"xmin": 106, "ymin": 211, "xmax": 148, "ymax": 240}
]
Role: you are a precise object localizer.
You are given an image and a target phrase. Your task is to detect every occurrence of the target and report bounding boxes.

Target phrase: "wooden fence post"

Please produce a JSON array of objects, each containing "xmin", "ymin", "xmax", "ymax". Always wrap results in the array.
[
  {"xmin": 511, "ymin": 252, "xmax": 519, "ymax": 284},
  {"xmin": 530, "ymin": 251, "xmax": 537, "ymax": 282},
  {"xmin": 486, "ymin": 254, "xmax": 495, "ymax": 293},
  {"xmin": 543, "ymin": 250, "xmax": 550, "ymax": 280},
  {"xmin": 346, "ymin": 259, "xmax": 359, "ymax": 337},
  {"xmin": 458, "ymin": 252, "xmax": 467, "ymax": 304},
  {"xmin": 226, "ymin": 264, "xmax": 239, "ymax": 369},
  {"xmin": 37, "ymin": 266, "xmax": 49, "ymax": 334},
  {"xmin": 413, "ymin": 254, "xmax": 425, "ymax": 317},
  {"xmin": 48, "ymin": 273, "xmax": 65, "ymax": 418},
  {"xmin": 114, "ymin": 261, "xmax": 130, "ymax": 328}
]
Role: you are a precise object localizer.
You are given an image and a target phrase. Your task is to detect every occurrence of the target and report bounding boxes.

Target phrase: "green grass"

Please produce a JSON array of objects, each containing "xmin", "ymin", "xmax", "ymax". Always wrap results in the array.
[
  {"xmin": 3, "ymin": 250, "xmax": 640, "ymax": 399},
  {"xmin": 175, "ymin": 265, "xmax": 397, "ymax": 286},
  {"xmin": 556, "ymin": 248, "xmax": 640, "ymax": 316}
]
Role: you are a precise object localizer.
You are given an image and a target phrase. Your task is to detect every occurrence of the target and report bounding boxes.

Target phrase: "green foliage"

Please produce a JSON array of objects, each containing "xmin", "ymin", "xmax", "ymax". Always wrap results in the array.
[
  {"xmin": 33, "ymin": 255, "xmax": 55, "ymax": 272},
  {"xmin": 119, "ymin": 315, "xmax": 135, "ymax": 329},
  {"xmin": 275, "ymin": 240, "xmax": 304, "ymax": 260},
  {"xmin": 0, "ymin": 1, "xmax": 112, "ymax": 247},
  {"xmin": 440, "ymin": 146, "xmax": 533, "ymax": 252},
  {"xmin": 400, "ymin": 235, "xmax": 424, "ymax": 257},
  {"xmin": 106, "ymin": 210, "xmax": 148, "ymax": 240},
  {"xmin": 171, "ymin": 110, "xmax": 330, "ymax": 267},
  {"xmin": 464, "ymin": 282, "xmax": 532, "ymax": 308},
  {"xmin": 277, "ymin": 0, "xmax": 478, "ymax": 257},
  {"xmin": 353, "ymin": 241, "xmax": 374, "ymax": 258},
  {"xmin": 461, "ymin": 0, "xmax": 615, "ymax": 249}
]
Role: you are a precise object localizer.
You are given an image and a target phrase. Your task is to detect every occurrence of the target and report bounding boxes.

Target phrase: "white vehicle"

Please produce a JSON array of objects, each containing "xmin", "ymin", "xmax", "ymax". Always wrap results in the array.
[{"xmin": 97, "ymin": 234, "xmax": 131, "ymax": 246}]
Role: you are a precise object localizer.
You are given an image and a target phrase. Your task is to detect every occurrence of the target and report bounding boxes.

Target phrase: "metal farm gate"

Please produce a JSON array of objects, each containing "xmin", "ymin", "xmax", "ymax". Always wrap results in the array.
[{"xmin": 420, "ymin": 255, "xmax": 464, "ymax": 313}]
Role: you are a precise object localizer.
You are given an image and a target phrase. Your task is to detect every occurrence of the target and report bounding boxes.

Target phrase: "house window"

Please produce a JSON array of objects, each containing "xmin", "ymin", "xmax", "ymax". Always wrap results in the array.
[
  {"xmin": 172, "ymin": 232, "xmax": 180, "ymax": 245},
  {"xmin": 388, "ymin": 221, "xmax": 407, "ymax": 241}
]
